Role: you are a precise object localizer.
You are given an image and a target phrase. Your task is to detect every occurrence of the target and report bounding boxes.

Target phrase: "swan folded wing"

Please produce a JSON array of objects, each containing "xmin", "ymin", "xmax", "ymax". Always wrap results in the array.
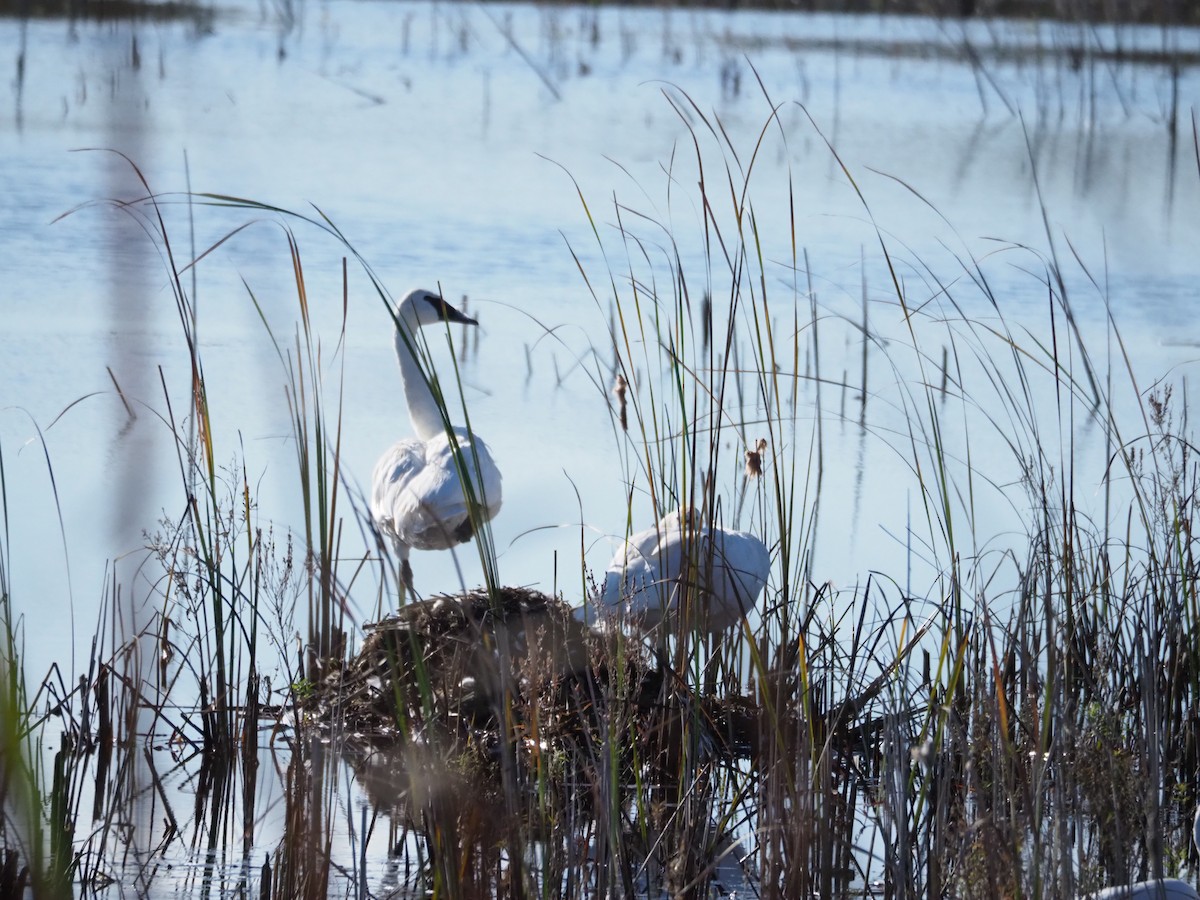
[
  {"xmin": 703, "ymin": 529, "xmax": 771, "ymax": 629},
  {"xmin": 709, "ymin": 530, "xmax": 771, "ymax": 605},
  {"xmin": 596, "ymin": 515, "xmax": 690, "ymax": 627},
  {"xmin": 629, "ymin": 526, "xmax": 769, "ymax": 631},
  {"xmin": 600, "ymin": 515, "xmax": 683, "ymax": 602},
  {"xmin": 373, "ymin": 432, "xmax": 501, "ymax": 551},
  {"xmin": 599, "ymin": 539, "xmax": 675, "ymax": 628},
  {"xmin": 433, "ymin": 429, "xmax": 503, "ymax": 522},
  {"xmin": 370, "ymin": 438, "xmax": 426, "ymax": 539}
]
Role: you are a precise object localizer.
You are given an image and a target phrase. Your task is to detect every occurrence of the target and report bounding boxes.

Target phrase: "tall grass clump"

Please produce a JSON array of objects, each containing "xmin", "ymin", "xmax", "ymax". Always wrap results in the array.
[
  {"xmin": 552, "ymin": 87, "xmax": 921, "ymax": 895},
  {"xmin": 167, "ymin": 189, "xmax": 524, "ymax": 892},
  {"xmin": 0, "ymin": 441, "xmax": 73, "ymax": 898},
  {"xmin": 552, "ymin": 84, "xmax": 1200, "ymax": 898},
  {"xmin": 0, "ymin": 160, "xmax": 382, "ymax": 893},
  {"xmin": 2, "ymin": 165, "xmax": 530, "ymax": 896}
]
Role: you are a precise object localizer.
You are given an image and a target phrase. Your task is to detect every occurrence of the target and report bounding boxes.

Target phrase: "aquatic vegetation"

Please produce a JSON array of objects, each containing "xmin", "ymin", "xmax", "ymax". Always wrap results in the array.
[{"xmin": 0, "ymin": 61, "xmax": 1197, "ymax": 900}]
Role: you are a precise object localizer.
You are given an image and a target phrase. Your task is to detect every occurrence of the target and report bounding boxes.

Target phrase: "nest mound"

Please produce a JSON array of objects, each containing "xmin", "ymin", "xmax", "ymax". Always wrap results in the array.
[
  {"xmin": 308, "ymin": 586, "xmax": 600, "ymax": 741},
  {"xmin": 300, "ymin": 586, "xmax": 896, "ymax": 822},
  {"xmin": 293, "ymin": 586, "xmax": 899, "ymax": 869},
  {"xmin": 293, "ymin": 589, "xmax": 909, "ymax": 859},
  {"xmin": 303, "ymin": 586, "xmax": 886, "ymax": 764},
  {"xmin": 303, "ymin": 586, "xmax": 769, "ymax": 764}
]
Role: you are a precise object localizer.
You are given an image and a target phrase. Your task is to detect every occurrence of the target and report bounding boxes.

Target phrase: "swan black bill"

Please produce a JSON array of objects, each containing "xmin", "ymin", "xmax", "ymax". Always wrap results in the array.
[{"xmin": 422, "ymin": 293, "xmax": 478, "ymax": 326}]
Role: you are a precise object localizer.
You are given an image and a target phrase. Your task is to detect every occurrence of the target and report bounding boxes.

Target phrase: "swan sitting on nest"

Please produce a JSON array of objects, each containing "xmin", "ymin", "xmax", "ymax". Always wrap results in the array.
[
  {"xmin": 577, "ymin": 508, "xmax": 770, "ymax": 637},
  {"xmin": 1085, "ymin": 806, "xmax": 1200, "ymax": 899}
]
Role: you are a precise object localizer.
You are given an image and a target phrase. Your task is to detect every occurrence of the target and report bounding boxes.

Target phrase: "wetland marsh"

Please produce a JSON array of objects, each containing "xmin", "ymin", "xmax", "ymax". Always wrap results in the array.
[{"xmin": 1, "ymin": 0, "xmax": 1199, "ymax": 895}]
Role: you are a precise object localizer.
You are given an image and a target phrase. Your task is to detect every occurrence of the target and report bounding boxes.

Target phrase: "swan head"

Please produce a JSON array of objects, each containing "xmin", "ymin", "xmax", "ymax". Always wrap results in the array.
[
  {"xmin": 661, "ymin": 506, "xmax": 699, "ymax": 532},
  {"xmin": 397, "ymin": 288, "xmax": 478, "ymax": 329}
]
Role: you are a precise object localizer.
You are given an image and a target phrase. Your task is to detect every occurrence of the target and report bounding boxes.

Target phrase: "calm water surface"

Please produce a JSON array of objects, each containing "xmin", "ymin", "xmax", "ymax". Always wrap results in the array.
[{"xmin": 2, "ymin": 0, "xmax": 1199, "ymax": 891}]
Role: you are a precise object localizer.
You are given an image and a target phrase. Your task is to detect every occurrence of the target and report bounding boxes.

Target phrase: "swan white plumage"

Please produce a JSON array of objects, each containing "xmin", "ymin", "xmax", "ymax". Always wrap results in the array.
[
  {"xmin": 577, "ymin": 509, "xmax": 770, "ymax": 636},
  {"xmin": 1087, "ymin": 882, "xmax": 1197, "ymax": 900},
  {"xmin": 1084, "ymin": 805, "xmax": 1200, "ymax": 899},
  {"xmin": 370, "ymin": 289, "xmax": 502, "ymax": 598}
]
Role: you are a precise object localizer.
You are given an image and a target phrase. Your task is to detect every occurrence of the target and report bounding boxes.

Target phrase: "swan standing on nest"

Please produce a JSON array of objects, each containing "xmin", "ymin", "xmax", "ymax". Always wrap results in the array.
[
  {"xmin": 371, "ymin": 289, "xmax": 502, "ymax": 598},
  {"xmin": 577, "ymin": 508, "xmax": 770, "ymax": 636}
]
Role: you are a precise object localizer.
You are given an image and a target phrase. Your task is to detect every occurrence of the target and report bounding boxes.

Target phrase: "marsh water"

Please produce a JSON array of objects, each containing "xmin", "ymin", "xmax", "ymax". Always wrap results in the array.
[{"xmin": 3, "ymin": 0, "xmax": 1200, "ymax": 892}]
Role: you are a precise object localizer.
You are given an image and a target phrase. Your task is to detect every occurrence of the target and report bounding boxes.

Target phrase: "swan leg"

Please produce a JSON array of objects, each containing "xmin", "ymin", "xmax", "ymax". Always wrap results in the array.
[
  {"xmin": 388, "ymin": 540, "xmax": 416, "ymax": 606},
  {"xmin": 400, "ymin": 556, "xmax": 416, "ymax": 603}
]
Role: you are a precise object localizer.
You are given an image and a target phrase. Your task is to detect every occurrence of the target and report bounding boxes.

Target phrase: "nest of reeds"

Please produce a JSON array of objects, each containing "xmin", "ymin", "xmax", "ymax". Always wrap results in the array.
[
  {"xmin": 305, "ymin": 586, "xmax": 594, "ymax": 739},
  {"xmin": 300, "ymin": 586, "xmax": 786, "ymax": 815}
]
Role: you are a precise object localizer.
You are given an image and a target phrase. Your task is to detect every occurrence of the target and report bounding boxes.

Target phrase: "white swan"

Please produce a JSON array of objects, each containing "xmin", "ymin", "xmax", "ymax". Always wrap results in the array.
[
  {"xmin": 1088, "ymin": 883, "xmax": 1196, "ymax": 900},
  {"xmin": 1085, "ymin": 806, "xmax": 1200, "ymax": 899},
  {"xmin": 577, "ymin": 508, "xmax": 770, "ymax": 636},
  {"xmin": 370, "ymin": 289, "xmax": 502, "ymax": 598}
]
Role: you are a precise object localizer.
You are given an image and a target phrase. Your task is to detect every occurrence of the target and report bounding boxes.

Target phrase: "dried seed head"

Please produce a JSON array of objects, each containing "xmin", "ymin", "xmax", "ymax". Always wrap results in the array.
[
  {"xmin": 745, "ymin": 438, "xmax": 767, "ymax": 478},
  {"xmin": 613, "ymin": 373, "xmax": 629, "ymax": 431}
]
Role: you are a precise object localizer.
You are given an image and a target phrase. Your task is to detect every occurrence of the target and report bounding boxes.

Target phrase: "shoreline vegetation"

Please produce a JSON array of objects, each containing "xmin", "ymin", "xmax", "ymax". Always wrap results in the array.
[
  {"xmin": 0, "ymin": 0, "xmax": 214, "ymax": 22},
  {"xmin": 5, "ymin": 0, "xmax": 1197, "ymax": 80},
  {"xmin": 3, "ymin": 0, "xmax": 1200, "ymax": 29}
]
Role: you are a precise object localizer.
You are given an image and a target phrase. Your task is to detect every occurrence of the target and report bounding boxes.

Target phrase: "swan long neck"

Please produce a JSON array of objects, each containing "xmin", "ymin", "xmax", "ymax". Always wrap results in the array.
[{"xmin": 395, "ymin": 324, "xmax": 445, "ymax": 441}]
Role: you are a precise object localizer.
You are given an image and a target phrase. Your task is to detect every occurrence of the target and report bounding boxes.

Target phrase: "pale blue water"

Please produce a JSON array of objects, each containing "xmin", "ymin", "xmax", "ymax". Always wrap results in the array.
[{"xmin": 2, "ymin": 1, "xmax": 1199, "ymax": 892}]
